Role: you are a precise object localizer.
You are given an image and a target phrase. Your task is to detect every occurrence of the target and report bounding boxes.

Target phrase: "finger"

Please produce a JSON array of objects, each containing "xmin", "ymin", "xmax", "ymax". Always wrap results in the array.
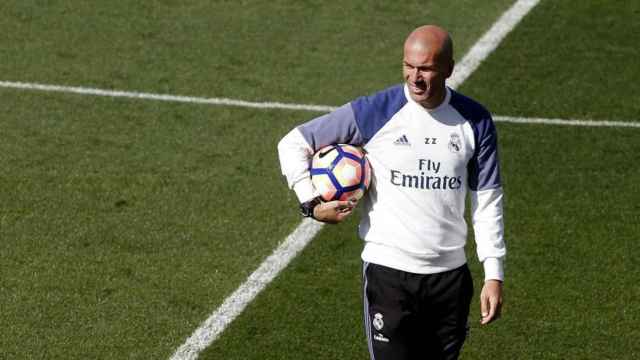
[
  {"xmin": 487, "ymin": 297, "xmax": 497, "ymax": 323},
  {"xmin": 333, "ymin": 200, "xmax": 354, "ymax": 209},
  {"xmin": 480, "ymin": 293, "xmax": 489, "ymax": 320},
  {"xmin": 494, "ymin": 298, "xmax": 503, "ymax": 320},
  {"xmin": 335, "ymin": 210, "xmax": 353, "ymax": 221},
  {"xmin": 481, "ymin": 296, "xmax": 498, "ymax": 325},
  {"xmin": 333, "ymin": 201, "xmax": 351, "ymax": 208},
  {"xmin": 338, "ymin": 206, "xmax": 354, "ymax": 215}
]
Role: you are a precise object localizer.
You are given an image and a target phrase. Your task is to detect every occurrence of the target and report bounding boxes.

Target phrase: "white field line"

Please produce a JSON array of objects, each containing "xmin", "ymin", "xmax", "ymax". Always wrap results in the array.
[
  {"xmin": 2, "ymin": 80, "xmax": 636, "ymax": 128},
  {"xmin": 0, "ymin": 80, "xmax": 337, "ymax": 113},
  {"xmin": 493, "ymin": 115, "xmax": 640, "ymax": 128},
  {"xmin": 448, "ymin": 0, "xmax": 540, "ymax": 89},
  {"xmin": 169, "ymin": 1, "xmax": 543, "ymax": 359},
  {"xmin": 170, "ymin": 219, "xmax": 323, "ymax": 359}
]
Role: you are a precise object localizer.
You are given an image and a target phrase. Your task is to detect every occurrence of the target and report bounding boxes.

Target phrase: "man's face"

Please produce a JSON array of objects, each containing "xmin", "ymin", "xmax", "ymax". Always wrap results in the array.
[{"xmin": 402, "ymin": 46, "xmax": 453, "ymax": 108}]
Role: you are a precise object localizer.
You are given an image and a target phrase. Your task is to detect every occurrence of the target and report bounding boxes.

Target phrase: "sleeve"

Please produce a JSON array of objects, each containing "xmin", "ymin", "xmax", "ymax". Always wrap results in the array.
[
  {"xmin": 277, "ymin": 103, "xmax": 363, "ymax": 203},
  {"xmin": 470, "ymin": 189, "xmax": 505, "ymax": 281},
  {"xmin": 468, "ymin": 115, "xmax": 506, "ymax": 281}
]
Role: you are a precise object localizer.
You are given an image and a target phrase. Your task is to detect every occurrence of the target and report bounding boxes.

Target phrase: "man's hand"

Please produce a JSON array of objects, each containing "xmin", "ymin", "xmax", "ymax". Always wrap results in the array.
[
  {"xmin": 480, "ymin": 279, "xmax": 503, "ymax": 325},
  {"xmin": 313, "ymin": 199, "xmax": 357, "ymax": 224}
]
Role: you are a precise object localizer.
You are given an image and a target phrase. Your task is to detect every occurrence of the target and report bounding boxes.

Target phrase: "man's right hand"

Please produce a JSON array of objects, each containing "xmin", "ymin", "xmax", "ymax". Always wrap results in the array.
[{"xmin": 313, "ymin": 199, "xmax": 357, "ymax": 224}]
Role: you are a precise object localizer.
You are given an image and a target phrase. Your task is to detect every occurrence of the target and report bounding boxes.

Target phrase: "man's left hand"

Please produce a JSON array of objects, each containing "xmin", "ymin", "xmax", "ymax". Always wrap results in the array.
[{"xmin": 480, "ymin": 279, "xmax": 503, "ymax": 325}]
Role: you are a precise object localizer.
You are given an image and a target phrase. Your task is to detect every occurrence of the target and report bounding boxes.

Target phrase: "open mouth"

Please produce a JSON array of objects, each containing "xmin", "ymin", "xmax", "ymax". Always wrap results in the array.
[{"xmin": 409, "ymin": 81, "xmax": 427, "ymax": 95}]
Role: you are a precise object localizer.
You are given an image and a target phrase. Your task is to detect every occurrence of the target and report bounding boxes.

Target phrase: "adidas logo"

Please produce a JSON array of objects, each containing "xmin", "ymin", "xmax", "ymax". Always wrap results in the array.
[{"xmin": 393, "ymin": 134, "xmax": 410, "ymax": 146}]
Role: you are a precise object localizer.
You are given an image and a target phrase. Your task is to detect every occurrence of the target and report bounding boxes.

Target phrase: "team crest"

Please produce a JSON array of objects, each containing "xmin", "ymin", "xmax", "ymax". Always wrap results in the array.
[
  {"xmin": 448, "ymin": 133, "xmax": 462, "ymax": 153},
  {"xmin": 373, "ymin": 313, "xmax": 384, "ymax": 330}
]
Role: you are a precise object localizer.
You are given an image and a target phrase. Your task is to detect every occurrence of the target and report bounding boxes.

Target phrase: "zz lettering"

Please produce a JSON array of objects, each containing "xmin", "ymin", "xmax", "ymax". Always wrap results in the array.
[{"xmin": 424, "ymin": 137, "xmax": 437, "ymax": 145}]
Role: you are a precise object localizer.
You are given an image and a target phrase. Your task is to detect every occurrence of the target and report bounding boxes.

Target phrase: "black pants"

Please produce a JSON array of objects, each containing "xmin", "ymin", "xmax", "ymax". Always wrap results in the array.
[{"xmin": 363, "ymin": 262, "xmax": 474, "ymax": 360}]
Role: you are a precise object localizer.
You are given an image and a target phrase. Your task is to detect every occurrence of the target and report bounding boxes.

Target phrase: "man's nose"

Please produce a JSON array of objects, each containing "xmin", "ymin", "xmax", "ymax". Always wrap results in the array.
[{"xmin": 409, "ymin": 68, "xmax": 420, "ymax": 81}]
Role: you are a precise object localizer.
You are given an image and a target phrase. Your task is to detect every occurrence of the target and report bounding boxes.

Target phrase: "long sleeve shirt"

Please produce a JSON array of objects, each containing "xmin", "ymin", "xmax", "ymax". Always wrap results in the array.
[{"xmin": 278, "ymin": 84, "xmax": 506, "ymax": 281}]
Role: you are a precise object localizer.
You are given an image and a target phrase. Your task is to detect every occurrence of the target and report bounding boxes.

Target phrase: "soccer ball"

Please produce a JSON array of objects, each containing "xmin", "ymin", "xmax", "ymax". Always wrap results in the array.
[{"xmin": 310, "ymin": 144, "xmax": 371, "ymax": 202}]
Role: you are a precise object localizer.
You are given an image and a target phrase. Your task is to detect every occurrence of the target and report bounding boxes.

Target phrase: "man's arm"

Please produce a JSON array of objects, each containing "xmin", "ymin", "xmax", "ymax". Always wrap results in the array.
[
  {"xmin": 468, "ymin": 113, "xmax": 506, "ymax": 325},
  {"xmin": 277, "ymin": 127, "xmax": 318, "ymax": 203},
  {"xmin": 471, "ymin": 189, "xmax": 505, "ymax": 282},
  {"xmin": 277, "ymin": 103, "xmax": 364, "ymax": 223},
  {"xmin": 471, "ymin": 189, "xmax": 505, "ymax": 325}
]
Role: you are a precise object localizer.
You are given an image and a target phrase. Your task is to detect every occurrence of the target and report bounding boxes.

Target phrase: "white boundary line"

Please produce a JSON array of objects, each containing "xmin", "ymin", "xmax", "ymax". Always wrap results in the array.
[
  {"xmin": 0, "ymin": 80, "xmax": 337, "ymax": 113},
  {"xmin": 169, "ymin": 1, "xmax": 544, "ymax": 359},
  {"xmin": 1, "ymin": 80, "xmax": 636, "ymax": 129},
  {"xmin": 170, "ymin": 219, "xmax": 323, "ymax": 359},
  {"xmin": 493, "ymin": 115, "xmax": 640, "ymax": 128}
]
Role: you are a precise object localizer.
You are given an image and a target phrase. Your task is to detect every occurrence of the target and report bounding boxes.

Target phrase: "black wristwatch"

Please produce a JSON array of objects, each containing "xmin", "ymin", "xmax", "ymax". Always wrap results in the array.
[{"xmin": 299, "ymin": 196, "xmax": 322, "ymax": 218}]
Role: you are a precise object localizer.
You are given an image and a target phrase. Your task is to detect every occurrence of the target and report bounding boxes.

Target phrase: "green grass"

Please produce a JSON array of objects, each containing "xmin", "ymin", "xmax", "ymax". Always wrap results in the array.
[
  {"xmin": 460, "ymin": 0, "xmax": 640, "ymax": 121},
  {"xmin": 203, "ymin": 215, "xmax": 366, "ymax": 360},
  {"xmin": 1, "ymin": 0, "xmax": 639, "ymax": 359},
  {"xmin": 0, "ymin": 1, "xmax": 516, "ymax": 358},
  {"xmin": 201, "ymin": 123, "xmax": 640, "ymax": 360},
  {"xmin": 462, "ymin": 124, "xmax": 639, "ymax": 359},
  {"xmin": 203, "ymin": 0, "xmax": 640, "ymax": 359},
  {"xmin": 0, "ymin": 91, "xmax": 305, "ymax": 358},
  {"xmin": 0, "ymin": 0, "xmax": 512, "ymax": 105}
]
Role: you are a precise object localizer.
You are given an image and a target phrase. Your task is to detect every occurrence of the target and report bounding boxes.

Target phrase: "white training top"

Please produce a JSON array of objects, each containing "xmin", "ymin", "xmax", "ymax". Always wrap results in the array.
[{"xmin": 278, "ymin": 84, "xmax": 506, "ymax": 281}]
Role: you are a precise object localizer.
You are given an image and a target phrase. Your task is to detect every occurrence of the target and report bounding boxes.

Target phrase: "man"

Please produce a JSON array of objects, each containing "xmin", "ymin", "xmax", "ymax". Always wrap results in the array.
[{"xmin": 278, "ymin": 25, "xmax": 505, "ymax": 359}]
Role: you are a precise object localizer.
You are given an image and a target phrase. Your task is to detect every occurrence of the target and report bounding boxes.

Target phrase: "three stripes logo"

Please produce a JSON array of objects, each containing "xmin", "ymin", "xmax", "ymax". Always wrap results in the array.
[{"xmin": 393, "ymin": 134, "xmax": 410, "ymax": 146}]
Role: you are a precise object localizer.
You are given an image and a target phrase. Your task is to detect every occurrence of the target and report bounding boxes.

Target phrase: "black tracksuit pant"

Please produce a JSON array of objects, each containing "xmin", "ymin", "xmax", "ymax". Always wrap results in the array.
[{"xmin": 363, "ymin": 262, "xmax": 474, "ymax": 360}]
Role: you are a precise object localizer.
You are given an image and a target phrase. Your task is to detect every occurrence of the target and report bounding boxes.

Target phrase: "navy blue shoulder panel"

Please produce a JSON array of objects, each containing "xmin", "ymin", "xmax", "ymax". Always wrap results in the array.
[
  {"xmin": 449, "ymin": 90, "xmax": 491, "ymax": 124},
  {"xmin": 350, "ymin": 84, "xmax": 407, "ymax": 143},
  {"xmin": 449, "ymin": 90, "xmax": 502, "ymax": 191}
]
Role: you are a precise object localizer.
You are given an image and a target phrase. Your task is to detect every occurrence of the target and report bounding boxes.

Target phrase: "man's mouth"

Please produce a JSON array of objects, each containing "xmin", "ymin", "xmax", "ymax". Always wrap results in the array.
[{"xmin": 409, "ymin": 81, "xmax": 427, "ymax": 95}]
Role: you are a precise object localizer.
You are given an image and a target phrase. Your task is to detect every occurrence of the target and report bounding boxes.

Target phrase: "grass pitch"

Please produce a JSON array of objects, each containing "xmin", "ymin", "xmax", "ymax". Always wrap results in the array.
[
  {"xmin": 202, "ymin": 124, "xmax": 639, "ymax": 360},
  {"xmin": 0, "ymin": 91, "xmax": 304, "ymax": 358},
  {"xmin": 1, "ymin": 0, "xmax": 638, "ymax": 359},
  {"xmin": 203, "ymin": 1, "xmax": 640, "ymax": 359}
]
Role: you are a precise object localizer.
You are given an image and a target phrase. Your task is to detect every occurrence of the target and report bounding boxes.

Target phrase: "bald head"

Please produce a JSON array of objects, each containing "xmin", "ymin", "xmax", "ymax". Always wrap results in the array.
[
  {"xmin": 402, "ymin": 25, "xmax": 454, "ymax": 109},
  {"xmin": 404, "ymin": 25, "xmax": 453, "ymax": 64}
]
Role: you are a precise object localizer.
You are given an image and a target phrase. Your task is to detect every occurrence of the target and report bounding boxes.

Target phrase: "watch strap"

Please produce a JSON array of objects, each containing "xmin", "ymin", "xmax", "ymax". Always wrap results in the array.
[{"xmin": 299, "ymin": 196, "xmax": 322, "ymax": 218}]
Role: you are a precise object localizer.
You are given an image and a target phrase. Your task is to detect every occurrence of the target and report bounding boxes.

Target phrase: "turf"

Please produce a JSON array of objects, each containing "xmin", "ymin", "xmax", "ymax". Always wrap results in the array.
[
  {"xmin": 1, "ymin": 0, "xmax": 639, "ymax": 359},
  {"xmin": 459, "ymin": 0, "xmax": 640, "ymax": 121},
  {"xmin": 202, "ymin": 0, "xmax": 640, "ymax": 359},
  {"xmin": 203, "ymin": 214, "xmax": 365, "ymax": 360},
  {"xmin": 0, "ymin": 0, "xmax": 516, "ymax": 358},
  {"xmin": 0, "ymin": 90, "xmax": 305, "ymax": 358},
  {"xmin": 202, "ymin": 123, "xmax": 640, "ymax": 360},
  {"xmin": 461, "ymin": 124, "xmax": 639, "ymax": 359},
  {"xmin": 0, "ymin": 0, "xmax": 513, "ymax": 105}
]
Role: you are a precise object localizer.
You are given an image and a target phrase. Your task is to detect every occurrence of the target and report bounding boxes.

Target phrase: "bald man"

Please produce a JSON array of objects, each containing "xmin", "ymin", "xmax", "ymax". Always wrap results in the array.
[{"xmin": 278, "ymin": 25, "xmax": 505, "ymax": 359}]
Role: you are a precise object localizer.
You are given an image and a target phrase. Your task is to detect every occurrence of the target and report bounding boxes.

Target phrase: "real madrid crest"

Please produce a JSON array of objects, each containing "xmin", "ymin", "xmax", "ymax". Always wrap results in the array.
[
  {"xmin": 373, "ymin": 313, "xmax": 384, "ymax": 331},
  {"xmin": 448, "ymin": 133, "xmax": 462, "ymax": 153}
]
